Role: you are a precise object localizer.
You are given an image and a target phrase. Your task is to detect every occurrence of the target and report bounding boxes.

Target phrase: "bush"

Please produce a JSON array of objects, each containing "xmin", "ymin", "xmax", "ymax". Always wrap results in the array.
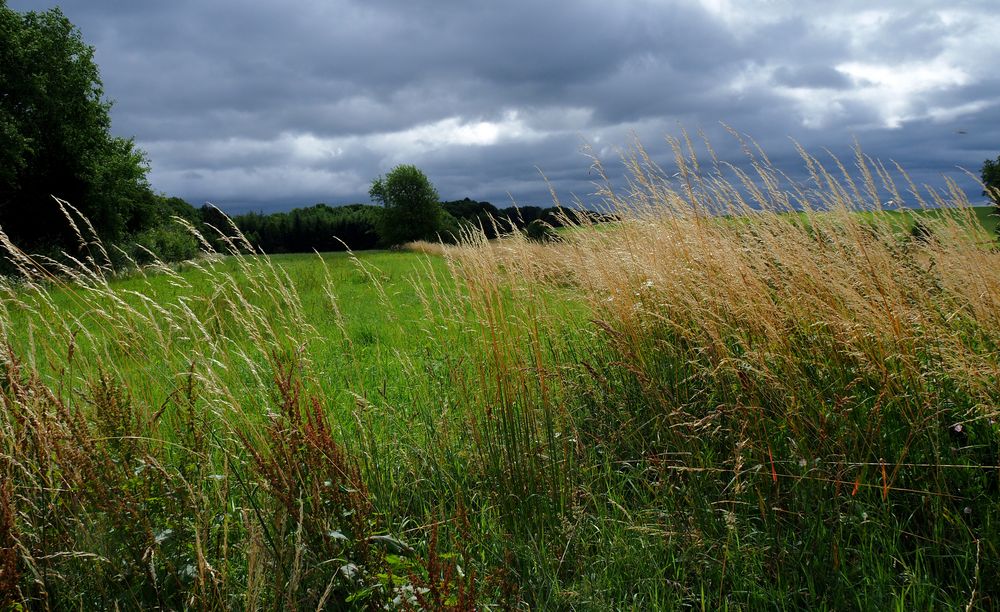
[
  {"xmin": 524, "ymin": 219, "xmax": 560, "ymax": 243},
  {"xmin": 130, "ymin": 224, "xmax": 199, "ymax": 264}
]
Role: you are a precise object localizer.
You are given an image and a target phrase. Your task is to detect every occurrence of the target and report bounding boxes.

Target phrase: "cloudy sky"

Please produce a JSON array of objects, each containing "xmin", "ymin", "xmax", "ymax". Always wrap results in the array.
[{"xmin": 9, "ymin": 0, "xmax": 1000, "ymax": 213}]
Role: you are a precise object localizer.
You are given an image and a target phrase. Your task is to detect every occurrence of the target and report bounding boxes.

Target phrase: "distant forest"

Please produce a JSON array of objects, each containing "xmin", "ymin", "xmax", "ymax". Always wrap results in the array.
[{"xmin": 230, "ymin": 198, "xmax": 611, "ymax": 253}]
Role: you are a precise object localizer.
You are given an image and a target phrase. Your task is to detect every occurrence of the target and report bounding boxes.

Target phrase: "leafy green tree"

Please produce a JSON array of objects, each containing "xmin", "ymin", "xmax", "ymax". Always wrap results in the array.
[
  {"xmin": 369, "ymin": 164, "xmax": 444, "ymax": 245},
  {"xmin": 983, "ymin": 155, "xmax": 1000, "ymax": 209},
  {"xmin": 0, "ymin": 3, "xmax": 152, "ymax": 251}
]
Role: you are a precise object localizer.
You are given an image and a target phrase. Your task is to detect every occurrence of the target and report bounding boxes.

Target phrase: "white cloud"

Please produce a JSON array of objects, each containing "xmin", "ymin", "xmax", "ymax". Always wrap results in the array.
[
  {"xmin": 370, "ymin": 112, "xmax": 537, "ymax": 155},
  {"xmin": 835, "ymin": 60, "xmax": 970, "ymax": 128},
  {"xmin": 289, "ymin": 133, "xmax": 345, "ymax": 162},
  {"xmin": 693, "ymin": 0, "xmax": 789, "ymax": 31},
  {"xmin": 721, "ymin": 6, "xmax": 1000, "ymax": 130}
]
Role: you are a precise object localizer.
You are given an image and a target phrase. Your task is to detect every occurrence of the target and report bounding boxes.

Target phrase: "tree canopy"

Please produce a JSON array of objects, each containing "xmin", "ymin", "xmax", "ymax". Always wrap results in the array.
[
  {"xmin": 233, "ymin": 204, "xmax": 381, "ymax": 253},
  {"xmin": 982, "ymin": 155, "xmax": 1000, "ymax": 208},
  {"xmin": 369, "ymin": 164, "xmax": 444, "ymax": 245},
  {"xmin": 0, "ymin": 3, "xmax": 154, "ymax": 251}
]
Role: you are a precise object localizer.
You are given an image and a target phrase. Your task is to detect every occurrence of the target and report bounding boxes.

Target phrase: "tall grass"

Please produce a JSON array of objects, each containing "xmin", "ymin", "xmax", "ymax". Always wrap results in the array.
[
  {"xmin": 0, "ymin": 212, "xmax": 496, "ymax": 609},
  {"xmin": 2, "ymin": 138, "xmax": 998, "ymax": 609},
  {"xmin": 436, "ymin": 137, "xmax": 999, "ymax": 608}
]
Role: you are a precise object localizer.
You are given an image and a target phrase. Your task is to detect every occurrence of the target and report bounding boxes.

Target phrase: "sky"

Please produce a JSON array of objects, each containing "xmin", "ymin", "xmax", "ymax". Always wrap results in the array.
[{"xmin": 9, "ymin": 0, "xmax": 1000, "ymax": 213}]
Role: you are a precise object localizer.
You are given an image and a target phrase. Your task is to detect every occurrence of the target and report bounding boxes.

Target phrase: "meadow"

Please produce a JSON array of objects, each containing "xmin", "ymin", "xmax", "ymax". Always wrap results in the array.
[{"xmin": 2, "ymin": 140, "xmax": 999, "ymax": 610}]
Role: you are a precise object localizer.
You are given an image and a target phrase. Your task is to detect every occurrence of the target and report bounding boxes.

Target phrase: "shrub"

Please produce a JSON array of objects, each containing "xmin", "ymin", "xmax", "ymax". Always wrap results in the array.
[
  {"xmin": 131, "ymin": 224, "xmax": 199, "ymax": 264},
  {"xmin": 524, "ymin": 219, "xmax": 559, "ymax": 243}
]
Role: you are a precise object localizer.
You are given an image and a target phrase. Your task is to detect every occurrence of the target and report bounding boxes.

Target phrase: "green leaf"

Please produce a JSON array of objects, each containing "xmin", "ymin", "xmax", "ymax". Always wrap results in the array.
[{"xmin": 367, "ymin": 534, "xmax": 415, "ymax": 556}]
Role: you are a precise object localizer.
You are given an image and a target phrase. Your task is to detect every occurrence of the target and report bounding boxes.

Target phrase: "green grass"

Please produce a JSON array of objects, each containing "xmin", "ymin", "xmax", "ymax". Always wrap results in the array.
[
  {"xmin": 854, "ymin": 205, "xmax": 997, "ymax": 240},
  {"xmin": 3, "ymin": 146, "xmax": 999, "ymax": 609},
  {"xmin": 1, "ymin": 244, "xmax": 596, "ymax": 608},
  {"xmin": 563, "ymin": 206, "xmax": 999, "ymax": 246},
  {"xmin": 6, "ymin": 239, "xmax": 997, "ymax": 610}
]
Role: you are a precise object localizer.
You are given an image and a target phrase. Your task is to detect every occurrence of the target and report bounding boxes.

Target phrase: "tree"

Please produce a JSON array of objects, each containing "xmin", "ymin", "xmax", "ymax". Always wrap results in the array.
[
  {"xmin": 369, "ymin": 164, "xmax": 444, "ymax": 245},
  {"xmin": 0, "ymin": 3, "xmax": 152, "ymax": 251},
  {"xmin": 982, "ymin": 155, "xmax": 1000, "ymax": 209}
]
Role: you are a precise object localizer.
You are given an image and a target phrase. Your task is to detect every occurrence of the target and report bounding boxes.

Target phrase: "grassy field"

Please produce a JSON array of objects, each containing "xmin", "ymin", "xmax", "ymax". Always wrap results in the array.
[
  {"xmin": 810, "ymin": 205, "xmax": 996, "ymax": 242},
  {"xmin": 3, "ymin": 142, "xmax": 1000, "ymax": 610}
]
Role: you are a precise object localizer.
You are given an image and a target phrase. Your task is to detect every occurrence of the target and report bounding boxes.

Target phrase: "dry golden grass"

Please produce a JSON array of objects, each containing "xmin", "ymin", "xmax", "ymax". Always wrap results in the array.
[
  {"xmin": 447, "ymin": 137, "xmax": 1000, "ymax": 425},
  {"xmin": 401, "ymin": 240, "xmax": 455, "ymax": 257}
]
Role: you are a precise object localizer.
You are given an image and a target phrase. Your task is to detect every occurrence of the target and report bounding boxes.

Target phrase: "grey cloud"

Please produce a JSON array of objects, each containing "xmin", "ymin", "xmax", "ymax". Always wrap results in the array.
[
  {"xmin": 6, "ymin": 0, "xmax": 998, "ymax": 211},
  {"xmin": 852, "ymin": 11, "xmax": 952, "ymax": 62},
  {"xmin": 773, "ymin": 66, "xmax": 852, "ymax": 89}
]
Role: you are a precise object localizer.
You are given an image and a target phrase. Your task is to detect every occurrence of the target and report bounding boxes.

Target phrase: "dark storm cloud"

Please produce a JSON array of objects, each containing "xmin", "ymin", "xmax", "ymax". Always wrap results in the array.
[{"xmin": 7, "ymin": 0, "xmax": 999, "ymax": 211}]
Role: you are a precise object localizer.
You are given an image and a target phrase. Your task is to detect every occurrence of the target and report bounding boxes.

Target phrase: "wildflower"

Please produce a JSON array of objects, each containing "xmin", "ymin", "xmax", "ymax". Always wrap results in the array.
[
  {"xmin": 391, "ymin": 584, "xmax": 429, "ymax": 607},
  {"xmin": 950, "ymin": 423, "xmax": 968, "ymax": 445},
  {"xmin": 155, "ymin": 529, "xmax": 173, "ymax": 544},
  {"xmin": 724, "ymin": 511, "xmax": 737, "ymax": 531},
  {"xmin": 339, "ymin": 563, "xmax": 359, "ymax": 580}
]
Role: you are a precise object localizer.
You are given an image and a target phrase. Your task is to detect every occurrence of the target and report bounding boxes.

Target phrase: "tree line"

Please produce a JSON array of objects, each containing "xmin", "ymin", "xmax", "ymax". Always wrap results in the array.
[{"xmin": 229, "ymin": 196, "xmax": 609, "ymax": 254}]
